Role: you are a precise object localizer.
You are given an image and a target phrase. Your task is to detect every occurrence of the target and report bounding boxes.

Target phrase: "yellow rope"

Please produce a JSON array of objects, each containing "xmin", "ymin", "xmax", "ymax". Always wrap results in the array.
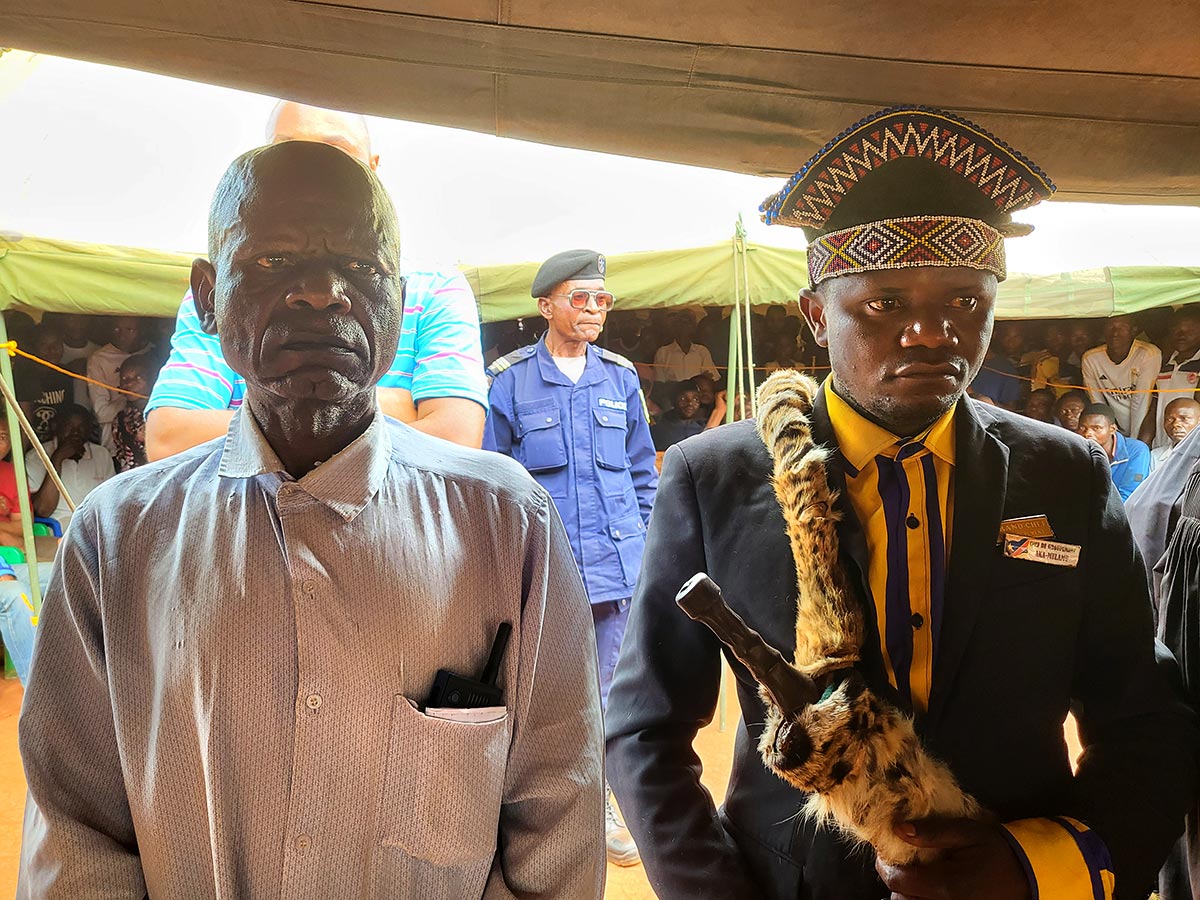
[
  {"xmin": 0, "ymin": 341, "xmax": 150, "ymax": 400},
  {"xmin": 980, "ymin": 363, "xmax": 1197, "ymax": 396}
]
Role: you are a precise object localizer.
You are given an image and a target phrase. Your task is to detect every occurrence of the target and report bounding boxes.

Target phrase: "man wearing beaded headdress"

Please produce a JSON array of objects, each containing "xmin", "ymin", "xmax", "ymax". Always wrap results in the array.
[{"xmin": 607, "ymin": 107, "xmax": 1196, "ymax": 900}]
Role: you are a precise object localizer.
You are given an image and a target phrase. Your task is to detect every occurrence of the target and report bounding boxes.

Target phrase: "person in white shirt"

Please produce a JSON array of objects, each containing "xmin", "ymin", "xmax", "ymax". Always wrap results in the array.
[
  {"xmin": 653, "ymin": 311, "xmax": 718, "ymax": 382},
  {"xmin": 1081, "ymin": 314, "xmax": 1161, "ymax": 435},
  {"xmin": 1151, "ymin": 398, "xmax": 1200, "ymax": 467},
  {"xmin": 1138, "ymin": 306, "xmax": 1200, "ymax": 449},
  {"xmin": 86, "ymin": 316, "xmax": 152, "ymax": 450},
  {"xmin": 25, "ymin": 404, "xmax": 115, "ymax": 531}
]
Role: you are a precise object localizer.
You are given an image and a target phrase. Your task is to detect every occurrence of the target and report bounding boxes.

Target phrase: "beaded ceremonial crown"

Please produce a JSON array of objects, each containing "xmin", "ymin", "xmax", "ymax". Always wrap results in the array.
[{"xmin": 760, "ymin": 106, "xmax": 1055, "ymax": 286}]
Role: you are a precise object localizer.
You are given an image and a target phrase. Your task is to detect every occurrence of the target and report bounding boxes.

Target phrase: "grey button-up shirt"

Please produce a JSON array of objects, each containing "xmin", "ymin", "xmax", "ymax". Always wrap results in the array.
[{"xmin": 18, "ymin": 407, "xmax": 605, "ymax": 899}]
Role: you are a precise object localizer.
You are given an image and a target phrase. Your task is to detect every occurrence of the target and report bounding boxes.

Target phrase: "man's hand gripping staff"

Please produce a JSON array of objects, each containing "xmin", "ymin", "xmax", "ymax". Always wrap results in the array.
[{"xmin": 675, "ymin": 369, "xmax": 981, "ymax": 867}]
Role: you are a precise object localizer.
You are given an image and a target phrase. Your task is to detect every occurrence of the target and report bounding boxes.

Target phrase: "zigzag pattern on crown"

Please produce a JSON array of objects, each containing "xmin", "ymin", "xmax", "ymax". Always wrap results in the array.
[
  {"xmin": 806, "ymin": 216, "xmax": 1006, "ymax": 286},
  {"xmin": 760, "ymin": 106, "xmax": 1055, "ymax": 229}
]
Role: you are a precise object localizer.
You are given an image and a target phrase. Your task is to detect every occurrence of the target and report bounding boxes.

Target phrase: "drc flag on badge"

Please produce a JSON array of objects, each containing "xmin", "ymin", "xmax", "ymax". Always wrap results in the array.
[{"xmin": 1004, "ymin": 534, "xmax": 1080, "ymax": 568}]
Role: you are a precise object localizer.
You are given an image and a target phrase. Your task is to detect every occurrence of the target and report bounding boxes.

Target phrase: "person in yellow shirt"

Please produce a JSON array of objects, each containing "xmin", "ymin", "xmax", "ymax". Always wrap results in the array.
[{"xmin": 607, "ymin": 106, "xmax": 1195, "ymax": 900}]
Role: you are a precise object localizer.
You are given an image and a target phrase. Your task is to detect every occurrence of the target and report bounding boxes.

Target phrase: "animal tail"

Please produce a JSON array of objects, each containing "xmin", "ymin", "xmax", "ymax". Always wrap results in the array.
[{"xmin": 756, "ymin": 370, "xmax": 862, "ymax": 677}]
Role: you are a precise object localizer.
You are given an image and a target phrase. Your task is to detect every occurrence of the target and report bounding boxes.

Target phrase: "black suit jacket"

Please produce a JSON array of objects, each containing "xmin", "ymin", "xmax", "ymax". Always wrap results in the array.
[{"xmin": 606, "ymin": 392, "xmax": 1197, "ymax": 900}]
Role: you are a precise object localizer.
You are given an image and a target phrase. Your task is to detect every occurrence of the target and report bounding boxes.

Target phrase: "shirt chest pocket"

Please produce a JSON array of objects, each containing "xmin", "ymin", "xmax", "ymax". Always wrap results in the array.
[
  {"xmin": 379, "ymin": 696, "xmax": 510, "ymax": 868},
  {"xmin": 516, "ymin": 401, "xmax": 567, "ymax": 472},
  {"xmin": 593, "ymin": 407, "xmax": 628, "ymax": 471}
]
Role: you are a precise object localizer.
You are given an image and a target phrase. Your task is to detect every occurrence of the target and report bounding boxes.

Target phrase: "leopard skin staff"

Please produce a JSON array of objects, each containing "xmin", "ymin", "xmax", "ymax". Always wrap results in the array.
[{"xmin": 678, "ymin": 369, "xmax": 981, "ymax": 866}]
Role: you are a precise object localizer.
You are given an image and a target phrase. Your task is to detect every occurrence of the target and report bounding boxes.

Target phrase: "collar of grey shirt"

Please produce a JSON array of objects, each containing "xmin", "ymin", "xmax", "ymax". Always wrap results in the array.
[{"xmin": 217, "ymin": 403, "xmax": 392, "ymax": 522}]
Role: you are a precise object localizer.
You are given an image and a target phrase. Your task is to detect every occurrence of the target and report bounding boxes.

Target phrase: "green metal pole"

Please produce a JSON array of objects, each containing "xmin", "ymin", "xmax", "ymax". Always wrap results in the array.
[
  {"xmin": 727, "ymin": 236, "xmax": 743, "ymax": 426},
  {"xmin": 740, "ymin": 243, "xmax": 758, "ymax": 418},
  {"xmin": 0, "ymin": 318, "xmax": 42, "ymax": 613}
]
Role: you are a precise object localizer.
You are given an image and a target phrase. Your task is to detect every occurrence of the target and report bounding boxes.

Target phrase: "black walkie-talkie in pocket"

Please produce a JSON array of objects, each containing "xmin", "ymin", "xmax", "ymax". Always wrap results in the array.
[{"xmin": 424, "ymin": 622, "xmax": 512, "ymax": 709}]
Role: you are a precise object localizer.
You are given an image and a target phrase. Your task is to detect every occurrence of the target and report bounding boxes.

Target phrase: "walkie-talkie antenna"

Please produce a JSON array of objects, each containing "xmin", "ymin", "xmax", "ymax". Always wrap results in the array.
[{"xmin": 480, "ymin": 622, "xmax": 512, "ymax": 687}]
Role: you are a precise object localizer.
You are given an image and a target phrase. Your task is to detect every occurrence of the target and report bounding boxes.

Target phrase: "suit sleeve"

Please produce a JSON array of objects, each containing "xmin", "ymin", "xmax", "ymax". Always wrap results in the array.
[
  {"xmin": 485, "ymin": 493, "xmax": 604, "ymax": 899},
  {"xmin": 624, "ymin": 370, "xmax": 658, "ymax": 525},
  {"xmin": 1068, "ymin": 442, "xmax": 1198, "ymax": 895},
  {"xmin": 17, "ymin": 502, "xmax": 147, "ymax": 899},
  {"xmin": 605, "ymin": 444, "xmax": 763, "ymax": 899}
]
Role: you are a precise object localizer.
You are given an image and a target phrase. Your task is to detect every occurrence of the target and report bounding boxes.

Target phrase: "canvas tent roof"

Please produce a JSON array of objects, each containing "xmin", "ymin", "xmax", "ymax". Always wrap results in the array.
[
  {"xmin": 2, "ymin": 2, "xmax": 1198, "ymax": 205},
  {"xmin": 2, "ymin": 234, "xmax": 1196, "ymax": 323}
]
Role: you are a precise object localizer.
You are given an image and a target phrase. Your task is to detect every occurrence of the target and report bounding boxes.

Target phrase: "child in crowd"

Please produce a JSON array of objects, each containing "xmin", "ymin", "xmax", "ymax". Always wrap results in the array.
[
  {"xmin": 26, "ymin": 404, "xmax": 115, "ymax": 532},
  {"xmin": 0, "ymin": 417, "xmax": 28, "ymax": 548},
  {"xmin": 112, "ymin": 353, "xmax": 159, "ymax": 473}
]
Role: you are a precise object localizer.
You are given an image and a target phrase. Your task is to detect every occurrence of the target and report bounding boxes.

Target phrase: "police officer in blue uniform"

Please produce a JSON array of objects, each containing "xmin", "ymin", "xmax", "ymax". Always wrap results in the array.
[{"xmin": 484, "ymin": 249, "xmax": 657, "ymax": 867}]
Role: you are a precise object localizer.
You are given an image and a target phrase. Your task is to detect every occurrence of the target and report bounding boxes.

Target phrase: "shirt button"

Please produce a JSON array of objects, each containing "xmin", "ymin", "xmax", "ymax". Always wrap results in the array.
[
  {"xmin": 301, "ymin": 579, "xmax": 316, "ymax": 593},
  {"xmin": 305, "ymin": 693, "xmax": 322, "ymax": 710},
  {"xmin": 294, "ymin": 834, "xmax": 311, "ymax": 852},
  {"xmin": 602, "ymin": 415, "xmax": 609, "ymax": 422},
  {"xmin": 906, "ymin": 514, "xmax": 920, "ymax": 530},
  {"xmin": 545, "ymin": 417, "xmax": 553, "ymax": 423},
  {"xmin": 911, "ymin": 613, "xmax": 925, "ymax": 629}
]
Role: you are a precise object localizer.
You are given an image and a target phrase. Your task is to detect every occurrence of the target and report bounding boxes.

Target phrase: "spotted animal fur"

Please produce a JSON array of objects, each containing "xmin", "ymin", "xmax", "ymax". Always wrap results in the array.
[{"xmin": 754, "ymin": 369, "xmax": 981, "ymax": 865}]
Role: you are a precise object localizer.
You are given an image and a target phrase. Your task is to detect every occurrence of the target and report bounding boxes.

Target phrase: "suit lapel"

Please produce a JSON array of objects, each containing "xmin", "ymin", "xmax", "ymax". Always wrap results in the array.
[{"xmin": 925, "ymin": 398, "xmax": 1009, "ymax": 730}]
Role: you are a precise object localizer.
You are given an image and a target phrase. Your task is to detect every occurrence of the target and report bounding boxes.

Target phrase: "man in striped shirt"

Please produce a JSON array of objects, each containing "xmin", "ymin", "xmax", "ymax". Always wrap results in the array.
[{"xmin": 146, "ymin": 101, "xmax": 487, "ymax": 457}]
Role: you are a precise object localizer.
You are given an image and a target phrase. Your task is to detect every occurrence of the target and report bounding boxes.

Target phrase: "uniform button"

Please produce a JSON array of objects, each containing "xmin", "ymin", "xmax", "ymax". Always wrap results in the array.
[
  {"xmin": 911, "ymin": 613, "xmax": 925, "ymax": 629},
  {"xmin": 602, "ymin": 415, "xmax": 609, "ymax": 422},
  {"xmin": 906, "ymin": 514, "xmax": 920, "ymax": 530},
  {"xmin": 613, "ymin": 529, "xmax": 621, "ymax": 538},
  {"xmin": 294, "ymin": 834, "xmax": 311, "ymax": 852},
  {"xmin": 545, "ymin": 417, "xmax": 553, "ymax": 423},
  {"xmin": 301, "ymin": 579, "xmax": 316, "ymax": 593},
  {"xmin": 305, "ymin": 693, "xmax": 322, "ymax": 710}
]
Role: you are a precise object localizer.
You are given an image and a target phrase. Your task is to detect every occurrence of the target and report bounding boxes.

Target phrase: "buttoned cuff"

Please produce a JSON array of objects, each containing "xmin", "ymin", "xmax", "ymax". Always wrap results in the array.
[{"xmin": 1001, "ymin": 817, "xmax": 1114, "ymax": 900}]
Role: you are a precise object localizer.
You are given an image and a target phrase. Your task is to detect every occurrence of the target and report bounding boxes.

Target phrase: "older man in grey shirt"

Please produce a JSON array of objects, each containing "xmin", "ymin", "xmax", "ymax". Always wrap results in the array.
[{"xmin": 18, "ymin": 141, "xmax": 604, "ymax": 899}]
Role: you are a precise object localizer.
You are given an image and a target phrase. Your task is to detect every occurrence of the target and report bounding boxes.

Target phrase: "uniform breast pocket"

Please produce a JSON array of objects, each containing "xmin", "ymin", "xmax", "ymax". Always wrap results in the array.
[
  {"xmin": 379, "ymin": 696, "xmax": 510, "ymax": 868},
  {"xmin": 593, "ymin": 407, "xmax": 629, "ymax": 471},
  {"xmin": 516, "ymin": 401, "xmax": 567, "ymax": 472}
]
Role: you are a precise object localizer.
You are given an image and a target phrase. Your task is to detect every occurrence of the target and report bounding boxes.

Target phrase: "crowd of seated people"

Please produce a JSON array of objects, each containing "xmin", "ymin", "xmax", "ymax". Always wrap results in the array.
[
  {"xmin": 966, "ymin": 306, "xmax": 1200, "ymax": 502},
  {"xmin": 480, "ymin": 304, "xmax": 1200, "ymax": 471},
  {"xmin": 3, "ymin": 311, "xmax": 169, "ymax": 533}
]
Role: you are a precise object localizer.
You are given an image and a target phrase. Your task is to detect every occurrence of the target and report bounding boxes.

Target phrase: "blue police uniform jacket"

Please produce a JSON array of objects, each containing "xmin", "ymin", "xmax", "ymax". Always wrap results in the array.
[{"xmin": 483, "ymin": 338, "xmax": 658, "ymax": 604}]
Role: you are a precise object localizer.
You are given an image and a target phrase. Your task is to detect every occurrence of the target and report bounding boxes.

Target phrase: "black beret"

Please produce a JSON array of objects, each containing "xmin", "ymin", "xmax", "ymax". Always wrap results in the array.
[{"xmin": 532, "ymin": 249, "xmax": 606, "ymax": 298}]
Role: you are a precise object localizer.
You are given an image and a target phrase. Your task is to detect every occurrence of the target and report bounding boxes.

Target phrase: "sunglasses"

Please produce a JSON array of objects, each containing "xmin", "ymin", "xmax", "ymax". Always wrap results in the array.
[{"xmin": 550, "ymin": 289, "xmax": 616, "ymax": 311}]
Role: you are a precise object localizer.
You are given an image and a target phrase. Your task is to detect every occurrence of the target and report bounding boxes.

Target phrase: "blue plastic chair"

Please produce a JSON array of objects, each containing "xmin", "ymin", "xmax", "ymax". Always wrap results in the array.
[{"xmin": 33, "ymin": 517, "xmax": 62, "ymax": 538}]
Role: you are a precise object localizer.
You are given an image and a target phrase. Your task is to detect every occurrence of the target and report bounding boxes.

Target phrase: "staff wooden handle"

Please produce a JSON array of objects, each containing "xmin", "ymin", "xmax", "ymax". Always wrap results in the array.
[{"xmin": 676, "ymin": 573, "xmax": 819, "ymax": 717}]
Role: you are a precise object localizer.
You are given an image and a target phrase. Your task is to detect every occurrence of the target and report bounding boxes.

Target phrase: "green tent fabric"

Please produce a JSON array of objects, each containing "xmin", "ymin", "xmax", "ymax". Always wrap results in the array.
[
  {"xmin": 0, "ymin": 236, "xmax": 194, "ymax": 318},
  {"xmin": 1, "ymin": 234, "xmax": 1197, "ymax": 322}
]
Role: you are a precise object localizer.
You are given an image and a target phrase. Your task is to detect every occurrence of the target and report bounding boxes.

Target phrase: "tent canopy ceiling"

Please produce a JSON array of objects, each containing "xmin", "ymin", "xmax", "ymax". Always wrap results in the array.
[
  {"xmin": 2, "ymin": 235, "xmax": 1196, "ymax": 324},
  {"xmin": 2, "ymin": 3, "xmax": 1199, "ymax": 204}
]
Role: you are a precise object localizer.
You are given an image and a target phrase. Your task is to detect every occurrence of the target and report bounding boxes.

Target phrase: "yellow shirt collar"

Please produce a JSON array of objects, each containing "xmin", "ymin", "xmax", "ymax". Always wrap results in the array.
[{"xmin": 823, "ymin": 378, "xmax": 957, "ymax": 472}]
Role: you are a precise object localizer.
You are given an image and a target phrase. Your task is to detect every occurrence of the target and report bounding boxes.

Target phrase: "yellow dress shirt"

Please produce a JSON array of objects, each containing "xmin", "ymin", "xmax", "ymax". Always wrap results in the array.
[
  {"xmin": 823, "ymin": 379, "xmax": 954, "ymax": 713},
  {"xmin": 822, "ymin": 379, "xmax": 1113, "ymax": 899}
]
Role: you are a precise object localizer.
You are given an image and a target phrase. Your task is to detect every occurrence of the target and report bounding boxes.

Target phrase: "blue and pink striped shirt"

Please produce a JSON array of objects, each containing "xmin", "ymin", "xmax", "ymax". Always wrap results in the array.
[{"xmin": 147, "ymin": 269, "xmax": 487, "ymax": 414}]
